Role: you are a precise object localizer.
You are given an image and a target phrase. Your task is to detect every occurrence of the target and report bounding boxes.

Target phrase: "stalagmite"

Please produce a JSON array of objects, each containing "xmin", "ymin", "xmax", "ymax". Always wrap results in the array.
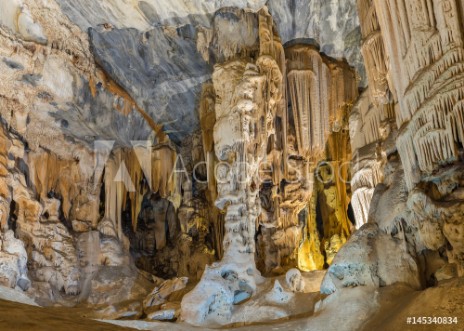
[
  {"xmin": 4, "ymin": 0, "xmax": 464, "ymax": 328},
  {"xmin": 181, "ymin": 58, "xmax": 267, "ymax": 326},
  {"xmin": 181, "ymin": 9, "xmax": 283, "ymax": 325},
  {"xmin": 181, "ymin": 6, "xmax": 360, "ymax": 323}
]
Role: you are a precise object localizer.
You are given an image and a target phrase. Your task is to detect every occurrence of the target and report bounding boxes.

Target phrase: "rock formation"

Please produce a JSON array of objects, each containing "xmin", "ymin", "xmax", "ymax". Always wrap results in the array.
[
  {"xmin": 323, "ymin": 0, "xmax": 464, "ymax": 296},
  {"xmin": 180, "ymin": 7, "xmax": 358, "ymax": 326},
  {"xmin": 1, "ymin": 0, "xmax": 464, "ymax": 330}
]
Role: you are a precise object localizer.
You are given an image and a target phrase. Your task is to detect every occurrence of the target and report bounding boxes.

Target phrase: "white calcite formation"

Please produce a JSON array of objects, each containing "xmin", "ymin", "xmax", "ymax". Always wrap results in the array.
[
  {"xmin": 374, "ymin": 0, "xmax": 464, "ymax": 189},
  {"xmin": 181, "ymin": 7, "xmax": 358, "ymax": 326},
  {"xmin": 323, "ymin": 0, "xmax": 464, "ymax": 298},
  {"xmin": 349, "ymin": 88, "xmax": 394, "ymax": 228},
  {"xmin": 348, "ymin": 0, "xmax": 397, "ymax": 229},
  {"xmin": 0, "ymin": 0, "xmax": 47, "ymax": 44},
  {"xmin": 0, "ymin": 0, "xmax": 360, "ymax": 316},
  {"xmin": 0, "ymin": 230, "xmax": 30, "ymax": 290},
  {"xmin": 0, "ymin": 0, "xmax": 172, "ymax": 305},
  {"xmin": 181, "ymin": 51, "xmax": 268, "ymax": 328},
  {"xmin": 2, "ymin": 0, "xmax": 464, "ymax": 329}
]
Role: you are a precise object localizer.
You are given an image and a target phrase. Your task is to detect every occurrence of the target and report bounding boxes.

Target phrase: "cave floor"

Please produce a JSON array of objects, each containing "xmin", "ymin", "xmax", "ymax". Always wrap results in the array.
[
  {"xmin": 0, "ymin": 299, "xmax": 131, "ymax": 331},
  {"xmin": 1, "ymin": 278, "xmax": 464, "ymax": 331}
]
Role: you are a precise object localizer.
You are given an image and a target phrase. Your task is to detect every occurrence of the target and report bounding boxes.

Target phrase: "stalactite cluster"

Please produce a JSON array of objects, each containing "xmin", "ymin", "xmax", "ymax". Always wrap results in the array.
[
  {"xmin": 377, "ymin": 0, "xmax": 464, "ymax": 277},
  {"xmin": 0, "ymin": 0, "xmax": 192, "ymax": 299},
  {"xmin": 323, "ymin": 0, "xmax": 464, "ymax": 298},
  {"xmin": 3, "ymin": 0, "xmax": 464, "ymax": 328},
  {"xmin": 182, "ymin": 7, "xmax": 358, "ymax": 325},
  {"xmin": 369, "ymin": 0, "xmax": 464, "ymax": 190},
  {"xmin": 348, "ymin": 0, "xmax": 397, "ymax": 230}
]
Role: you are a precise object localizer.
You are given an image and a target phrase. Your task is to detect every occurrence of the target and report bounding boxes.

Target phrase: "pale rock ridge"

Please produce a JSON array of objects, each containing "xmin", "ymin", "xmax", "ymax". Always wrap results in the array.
[
  {"xmin": 0, "ymin": 230, "xmax": 30, "ymax": 290},
  {"xmin": 348, "ymin": 0, "xmax": 397, "ymax": 230}
]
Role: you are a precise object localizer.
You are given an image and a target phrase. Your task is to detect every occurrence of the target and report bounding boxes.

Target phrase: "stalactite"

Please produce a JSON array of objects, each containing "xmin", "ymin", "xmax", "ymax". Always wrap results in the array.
[
  {"xmin": 287, "ymin": 70, "xmax": 313, "ymax": 154},
  {"xmin": 351, "ymin": 187, "xmax": 374, "ymax": 227},
  {"xmin": 103, "ymin": 143, "xmax": 177, "ymax": 238},
  {"xmin": 151, "ymin": 145, "xmax": 177, "ymax": 199},
  {"xmin": 198, "ymin": 82, "xmax": 222, "ymax": 260},
  {"xmin": 371, "ymin": 0, "xmax": 464, "ymax": 190},
  {"xmin": 267, "ymin": 43, "xmax": 358, "ymax": 271},
  {"xmin": 16, "ymin": 145, "xmax": 98, "ymax": 234},
  {"xmin": 345, "ymin": 0, "xmax": 464, "ymax": 287},
  {"xmin": 361, "ymin": 32, "xmax": 389, "ymax": 104},
  {"xmin": 239, "ymin": 39, "xmax": 354, "ymax": 272},
  {"xmin": 196, "ymin": 27, "xmax": 213, "ymax": 63},
  {"xmin": 322, "ymin": 130, "xmax": 353, "ymax": 257},
  {"xmin": 104, "ymin": 154, "xmax": 124, "ymax": 240}
]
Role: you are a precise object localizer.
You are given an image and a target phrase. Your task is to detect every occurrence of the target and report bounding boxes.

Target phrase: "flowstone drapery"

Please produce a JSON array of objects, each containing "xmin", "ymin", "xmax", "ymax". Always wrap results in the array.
[
  {"xmin": 323, "ymin": 0, "xmax": 464, "ymax": 295},
  {"xmin": 181, "ymin": 7, "xmax": 359, "ymax": 325}
]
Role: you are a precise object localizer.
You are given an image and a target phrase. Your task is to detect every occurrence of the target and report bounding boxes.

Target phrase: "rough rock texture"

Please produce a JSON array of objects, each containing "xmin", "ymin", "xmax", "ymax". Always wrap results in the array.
[
  {"xmin": 88, "ymin": 26, "xmax": 212, "ymax": 144},
  {"xmin": 143, "ymin": 277, "xmax": 188, "ymax": 311},
  {"xmin": 267, "ymin": 0, "xmax": 364, "ymax": 84},
  {"xmin": 323, "ymin": 0, "xmax": 464, "ymax": 297},
  {"xmin": 0, "ymin": 0, "xmax": 362, "ymax": 321},
  {"xmin": 180, "ymin": 7, "xmax": 358, "ymax": 326},
  {"xmin": 55, "ymin": 0, "xmax": 364, "ymax": 78},
  {"xmin": 0, "ymin": 230, "xmax": 30, "ymax": 290},
  {"xmin": 0, "ymin": 0, "xmax": 166, "ymax": 306},
  {"xmin": 51, "ymin": 0, "xmax": 364, "ymax": 143},
  {"xmin": 3, "ymin": 0, "xmax": 464, "ymax": 329},
  {"xmin": 181, "ymin": 15, "xmax": 270, "ymax": 322},
  {"xmin": 349, "ymin": 89, "xmax": 393, "ymax": 228}
]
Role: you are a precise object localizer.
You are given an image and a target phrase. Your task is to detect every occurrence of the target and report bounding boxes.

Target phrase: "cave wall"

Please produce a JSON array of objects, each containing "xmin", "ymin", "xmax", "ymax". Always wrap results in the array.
[
  {"xmin": 322, "ymin": 0, "xmax": 464, "ymax": 295},
  {"xmin": 0, "ymin": 0, "xmax": 396, "ymax": 322},
  {"xmin": 0, "ymin": 0, "xmax": 180, "ymax": 302},
  {"xmin": 3, "ymin": 0, "xmax": 464, "ymax": 327},
  {"xmin": 0, "ymin": 0, "xmax": 362, "ymax": 296}
]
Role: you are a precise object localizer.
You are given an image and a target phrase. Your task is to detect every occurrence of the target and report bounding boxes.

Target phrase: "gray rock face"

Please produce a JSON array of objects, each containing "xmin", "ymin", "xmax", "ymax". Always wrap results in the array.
[
  {"xmin": 50, "ymin": 81, "xmax": 155, "ymax": 147},
  {"xmin": 88, "ymin": 26, "xmax": 212, "ymax": 143},
  {"xmin": 54, "ymin": 0, "xmax": 267, "ymax": 30},
  {"xmin": 56, "ymin": 0, "xmax": 362, "ymax": 70},
  {"xmin": 320, "ymin": 222, "xmax": 422, "ymax": 295},
  {"xmin": 53, "ymin": 0, "xmax": 363, "ymax": 144}
]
